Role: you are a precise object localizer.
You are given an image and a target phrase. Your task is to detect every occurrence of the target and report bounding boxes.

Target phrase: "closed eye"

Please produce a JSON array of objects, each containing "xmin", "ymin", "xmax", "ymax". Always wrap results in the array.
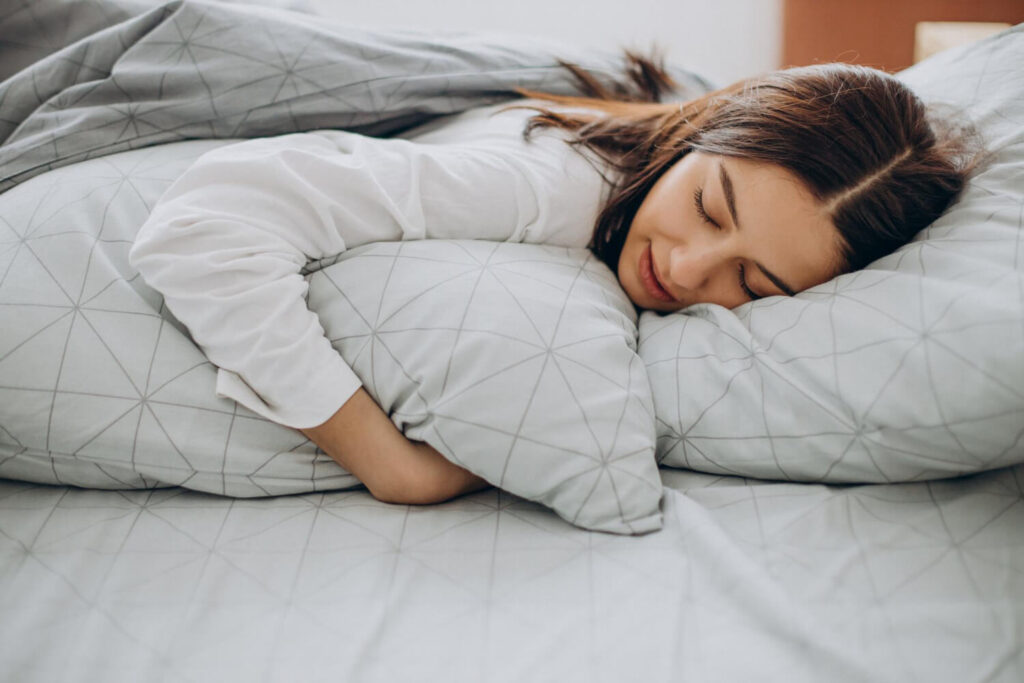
[
  {"xmin": 694, "ymin": 183, "xmax": 768, "ymax": 301},
  {"xmin": 692, "ymin": 187, "xmax": 719, "ymax": 228},
  {"xmin": 738, "ymin": 264, "xmax": 762, "ymax": 301}
]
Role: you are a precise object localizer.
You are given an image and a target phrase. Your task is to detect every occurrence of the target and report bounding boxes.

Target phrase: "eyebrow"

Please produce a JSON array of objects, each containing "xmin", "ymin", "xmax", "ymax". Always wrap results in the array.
[{"xmin": 718, "ymin": 162, "xmax": 798, "ymax": 297}]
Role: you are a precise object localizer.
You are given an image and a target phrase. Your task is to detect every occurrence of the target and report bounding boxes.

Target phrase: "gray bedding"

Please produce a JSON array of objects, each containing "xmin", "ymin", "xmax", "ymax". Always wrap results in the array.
[
  {"xmin": 0, "ymin": 0, "xmax": 709, "ymax": 192},
  {"xmin": 1, "ymin": 2, "xmax": 1022, "ymax": 681},
  {"xmin": 0, "ymin": 0, "xmax": 716, "ymax": 532},
  {"xmin": 2, "ymin": 468, "xmax": 1021, "ymax": 682}
]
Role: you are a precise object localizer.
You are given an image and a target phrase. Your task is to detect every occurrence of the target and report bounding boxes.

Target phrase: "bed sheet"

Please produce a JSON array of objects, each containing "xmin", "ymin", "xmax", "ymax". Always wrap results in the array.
[{"xmin": 1, "ymin": 467, "xmax": 1021, "ymax": 683}]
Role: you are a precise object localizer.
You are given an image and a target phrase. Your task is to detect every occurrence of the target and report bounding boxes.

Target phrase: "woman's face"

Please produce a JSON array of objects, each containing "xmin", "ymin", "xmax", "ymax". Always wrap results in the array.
[{"xmin": 618, "ymin": 151, "xmax": 844, "ymax": 312}]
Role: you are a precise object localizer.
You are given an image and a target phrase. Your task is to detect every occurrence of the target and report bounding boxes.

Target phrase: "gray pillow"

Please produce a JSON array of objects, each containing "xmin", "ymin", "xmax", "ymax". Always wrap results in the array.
[
  {"xmin": 0, "ymin": 140, "xmax": 662, "ymax": 534},
  {"xmin": 642, "ymin": 25, "xmax": 1024, "ymax": 482},
  {"xmin": 310, "ymin": 240, "xmax": 663, "ymax": 533}
]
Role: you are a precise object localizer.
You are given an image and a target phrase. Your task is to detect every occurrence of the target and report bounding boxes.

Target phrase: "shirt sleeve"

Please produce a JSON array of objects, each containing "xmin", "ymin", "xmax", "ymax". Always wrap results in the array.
[{"xmin": 128, "ymin": 114, "xmax": 609, "ymax": 429}]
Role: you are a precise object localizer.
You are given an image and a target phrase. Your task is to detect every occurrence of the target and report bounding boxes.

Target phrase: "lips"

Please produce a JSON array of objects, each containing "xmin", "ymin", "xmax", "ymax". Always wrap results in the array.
[{"xmin": 639, "ymin": 244, "xmax": 676, "ymax": 303}]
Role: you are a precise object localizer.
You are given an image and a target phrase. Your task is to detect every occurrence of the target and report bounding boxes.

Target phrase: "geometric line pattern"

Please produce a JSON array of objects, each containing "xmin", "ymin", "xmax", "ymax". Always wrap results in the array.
[
  {"xmin": 0, "ymin": 4, "xmax": 1021, "ymax": 680},
  {"xmin": 0, "ymin": 0, "xmax": 713, "ymax": 192},
  {"xmin": 0, "ymin": 134, "xmax": 662, "ymax": 534},
  {"xmin": 1, "ymin": 465, "xmax": 1021, "ymax": 682},
  {"xmin": 309, "ymin": 239, "xmax": 663, "ymax": 534},
  {"xmin": 0, "ymin": 0, "xmax": 716, "ymax": 533},
  {"xmin": 0, "ymin": 140, "xmax": 358, "ymax": 498},
  {"xmin": 641, "ymin": 25, "xmax": 1024, "ymax": 483}
]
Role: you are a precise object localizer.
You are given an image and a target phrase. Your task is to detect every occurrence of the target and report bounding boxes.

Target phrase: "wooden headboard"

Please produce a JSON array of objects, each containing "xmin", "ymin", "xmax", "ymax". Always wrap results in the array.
[{"xmin": 782, "ymin": 0, "xmax": 1024, "ymax": 72}]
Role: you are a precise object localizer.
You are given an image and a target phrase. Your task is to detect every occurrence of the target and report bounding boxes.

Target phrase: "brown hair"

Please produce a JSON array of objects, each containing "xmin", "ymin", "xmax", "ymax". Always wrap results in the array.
[{"xmin": 508, "ymin": 52, "xmax": 981, "ymax": 274}]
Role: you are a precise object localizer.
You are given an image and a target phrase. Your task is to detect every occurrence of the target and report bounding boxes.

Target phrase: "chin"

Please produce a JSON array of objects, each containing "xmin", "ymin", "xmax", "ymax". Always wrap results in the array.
[
  {"xmin": 626, "ymin": 284, "xmax": 684, "ymax": 313},
  {"xmin": 644, "ymin": 299, "xmax": 686, "ymax": 313}
]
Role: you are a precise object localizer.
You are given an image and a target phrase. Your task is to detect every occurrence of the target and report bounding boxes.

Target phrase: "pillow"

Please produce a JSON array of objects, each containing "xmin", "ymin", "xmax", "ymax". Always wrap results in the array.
[
  {"xmin": 642, "ymin": 25, "xmax": 1024, "ymax": 482},
  {"xmin": 310, "ymin": 240, "xmax": 662, "ymax": 533},
  {"xmin": 0, "ymin": 140, "xmax": 662, "ymax": 535}
]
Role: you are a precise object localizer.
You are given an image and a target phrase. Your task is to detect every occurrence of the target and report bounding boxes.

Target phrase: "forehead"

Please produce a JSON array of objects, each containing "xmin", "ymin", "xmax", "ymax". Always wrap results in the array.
[{"xmin": 706, "ymin": 153, "xmax": 845, "ymax": 289}]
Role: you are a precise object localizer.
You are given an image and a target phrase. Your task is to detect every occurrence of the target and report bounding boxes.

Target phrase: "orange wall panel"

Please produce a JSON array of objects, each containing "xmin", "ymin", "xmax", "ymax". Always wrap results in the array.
[{"xmin": 782, "ymin": 0, "xmax": 1024, "ymax": 71}]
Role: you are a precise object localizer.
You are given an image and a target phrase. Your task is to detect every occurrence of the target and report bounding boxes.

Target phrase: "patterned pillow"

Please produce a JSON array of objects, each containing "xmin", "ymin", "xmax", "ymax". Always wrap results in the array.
[
  {"xmin": 0, "ymin": 140, "xmax": 662, "ymax": 534},
  {"xmin": 310, "ymin": 240, "xmax": 662, "ymax": 533},
  {"xmin": 642, "ymin": 25, "xmax": 1024, "ymax": 482}
]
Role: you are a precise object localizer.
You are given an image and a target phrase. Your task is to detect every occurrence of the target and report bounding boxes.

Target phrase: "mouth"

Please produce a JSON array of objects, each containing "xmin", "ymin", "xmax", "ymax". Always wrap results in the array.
[{"xmin": 639, "ymin": 244, "xmax": 676, "ymax": 303}]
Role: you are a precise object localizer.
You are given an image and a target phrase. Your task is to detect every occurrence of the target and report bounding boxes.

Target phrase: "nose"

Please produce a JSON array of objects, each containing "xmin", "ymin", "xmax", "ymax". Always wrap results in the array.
[{"xmin": 667, "ymin": 240, "xmax": 726, "ymax": 291}]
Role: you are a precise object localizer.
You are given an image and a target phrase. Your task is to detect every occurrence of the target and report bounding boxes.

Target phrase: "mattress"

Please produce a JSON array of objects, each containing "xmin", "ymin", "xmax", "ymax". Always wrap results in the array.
[{"xmin": 1, "ymin": 467, "xmax": 1021, "ymax": 682}]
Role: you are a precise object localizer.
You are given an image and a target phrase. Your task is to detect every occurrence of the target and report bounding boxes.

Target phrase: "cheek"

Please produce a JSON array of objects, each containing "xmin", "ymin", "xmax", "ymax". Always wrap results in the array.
[
  {"xmin": 617, "ymin": 233, "xmax": 638, "ymax": 287},
  {"xmin": 633, "ymin": 195, "xmax": 664, "ymax": 236},
  {"xmin": 616, "ymin": 247, "xmax": 629, "ymax": 284}
]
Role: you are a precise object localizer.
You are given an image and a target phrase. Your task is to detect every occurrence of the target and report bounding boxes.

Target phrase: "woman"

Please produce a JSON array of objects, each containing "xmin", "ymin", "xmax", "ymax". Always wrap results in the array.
[{"xmin": 130, "ymin": 54, "xmax": 977, "ymax": 506}]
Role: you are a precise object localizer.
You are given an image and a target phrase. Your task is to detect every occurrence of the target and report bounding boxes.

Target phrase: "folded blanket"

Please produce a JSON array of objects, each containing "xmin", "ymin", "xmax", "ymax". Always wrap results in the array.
[{"xmin": 0, "ymin": 0, "xmax": 712, "ymax": 192}]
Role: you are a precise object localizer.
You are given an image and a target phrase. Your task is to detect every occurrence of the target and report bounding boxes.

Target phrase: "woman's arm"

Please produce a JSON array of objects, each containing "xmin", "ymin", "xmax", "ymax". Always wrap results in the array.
[
  {"xmin": 302, "ymin": 388, "xmax": 490, "ymax": 504},
  {"xmin": 130, "ymin": 129, "xmax": 568, "ymax": 429},
  {"xmin": 130, "ymin": 119, "xmax": 603, "ymax": 496}
]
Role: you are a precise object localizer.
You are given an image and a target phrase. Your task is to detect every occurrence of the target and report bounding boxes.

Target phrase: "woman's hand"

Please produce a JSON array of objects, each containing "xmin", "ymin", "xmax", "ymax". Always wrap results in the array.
[{"xmin": 301, "ymin": 388, "xmax": 490, "ymax": 505}]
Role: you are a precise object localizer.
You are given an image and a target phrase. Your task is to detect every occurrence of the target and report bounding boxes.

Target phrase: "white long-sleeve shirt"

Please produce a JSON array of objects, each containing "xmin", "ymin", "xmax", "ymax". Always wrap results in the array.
[{"xmin": 129, "ymin": 99, "xmax": 613, "ymax": 428}]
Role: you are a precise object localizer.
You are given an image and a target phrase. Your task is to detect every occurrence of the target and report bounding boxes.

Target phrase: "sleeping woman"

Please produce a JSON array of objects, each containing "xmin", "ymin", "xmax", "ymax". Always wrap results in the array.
[{"xmin": 129, "ymin": 55, "xmax": 977, "ymax": 506}]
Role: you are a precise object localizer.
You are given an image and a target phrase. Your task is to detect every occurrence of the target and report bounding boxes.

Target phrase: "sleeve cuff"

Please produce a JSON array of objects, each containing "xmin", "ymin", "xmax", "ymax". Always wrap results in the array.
[{"xmin": 214, "ymin": 357, "xmax": 362, "ymax": 430}]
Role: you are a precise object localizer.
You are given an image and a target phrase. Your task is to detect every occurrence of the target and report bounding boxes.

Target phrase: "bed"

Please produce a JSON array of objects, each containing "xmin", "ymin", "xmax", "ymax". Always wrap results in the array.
[
  {"xmin": 1, "ymin": 2, "xmax": 1022, "ymax": 681},
  {"xmin": 3, "ymin": 464, "xmax": 1021, "ymax": 681}
]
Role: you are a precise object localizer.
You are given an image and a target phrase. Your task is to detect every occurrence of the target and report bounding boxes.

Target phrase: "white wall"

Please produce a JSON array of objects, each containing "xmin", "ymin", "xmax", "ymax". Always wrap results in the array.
[{"xmin": 304, "ymin": 0, "xmax": 782, "ymax": 87}]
